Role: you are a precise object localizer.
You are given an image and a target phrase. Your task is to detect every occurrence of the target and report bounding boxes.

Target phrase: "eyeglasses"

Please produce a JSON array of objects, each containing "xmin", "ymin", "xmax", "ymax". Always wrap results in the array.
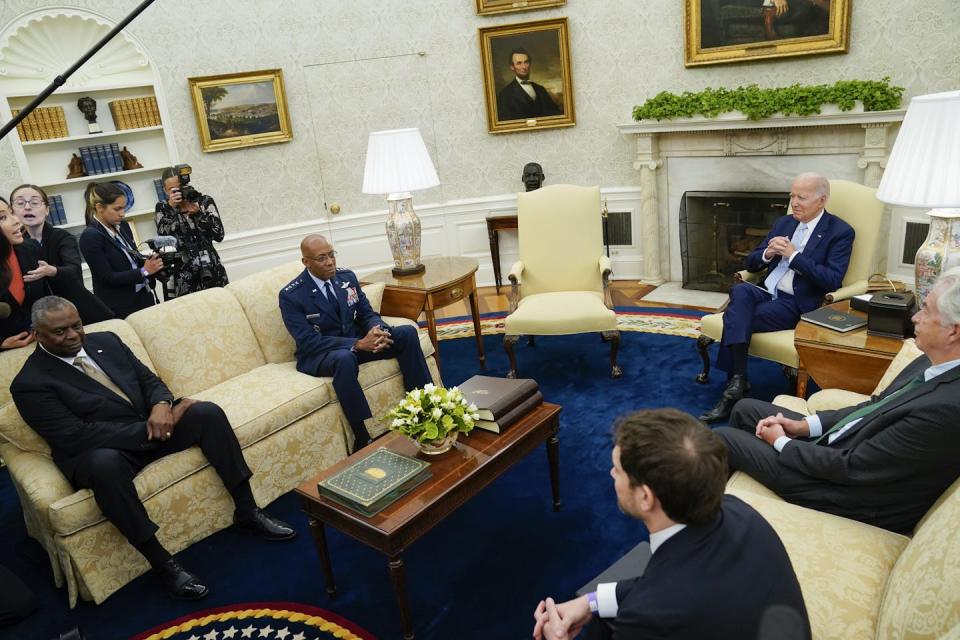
[
  {"xmin": 306, "ymin": 251, "xmax": 337, "ymax": 263},
  {"xmin": 12, "ymin": 198, "xmax": 44, "ymax": 209}
]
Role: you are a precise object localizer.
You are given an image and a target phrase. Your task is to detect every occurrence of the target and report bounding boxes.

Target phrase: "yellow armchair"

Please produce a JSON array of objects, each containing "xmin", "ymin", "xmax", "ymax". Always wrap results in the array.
[
  {"xmin": 696, "ymin": 179, "xmax": 886, "ymax": 395},
  {"xmin": 503, "ymin": 185, "xmax": 621, "ymax": 378}
]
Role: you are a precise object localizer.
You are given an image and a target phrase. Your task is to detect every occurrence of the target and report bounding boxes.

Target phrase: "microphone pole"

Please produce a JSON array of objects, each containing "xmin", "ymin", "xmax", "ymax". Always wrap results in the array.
[{"xmin": 0, "ymin": 0, "xmax": 158, "ymax": 142}]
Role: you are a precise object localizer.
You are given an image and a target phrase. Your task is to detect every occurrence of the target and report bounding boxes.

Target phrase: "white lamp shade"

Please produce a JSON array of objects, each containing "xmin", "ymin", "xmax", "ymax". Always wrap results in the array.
[
  {"xmin": 361, "ymin": 127, "xmax": 440, "ymax": 195},
  {"xmin": 876, "ymin": 90, "xmax": 960, "ymax": 208}
]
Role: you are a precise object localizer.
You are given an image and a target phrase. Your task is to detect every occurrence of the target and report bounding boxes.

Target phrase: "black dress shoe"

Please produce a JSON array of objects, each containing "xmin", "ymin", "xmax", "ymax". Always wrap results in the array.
[
  {"xmin": 699, "ymin": 396, "xmax": 736, "ymax": 423},
  {"xmin": 723, "ymin": 374, "xmax": 750, "ymax": 400},
  {"xmin": 234, "ymin": 508, "xmax": 296, "ymax": 541},
  {"xmin": 155, "ymin": 558, "xmax": 209, "ymax": 600}
]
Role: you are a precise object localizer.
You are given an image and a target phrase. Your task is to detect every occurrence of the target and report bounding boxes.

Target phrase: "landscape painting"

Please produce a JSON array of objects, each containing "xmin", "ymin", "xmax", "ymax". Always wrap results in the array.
[{"xmin": 188, "ymin": 69, "xmax": 293, "ymax": 152}]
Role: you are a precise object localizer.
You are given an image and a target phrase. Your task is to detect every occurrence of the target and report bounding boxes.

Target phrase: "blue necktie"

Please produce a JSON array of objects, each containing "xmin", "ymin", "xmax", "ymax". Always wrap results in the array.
[{"xmin": 764, "ymin": 223, "xmax": 807, "ymax": 298}]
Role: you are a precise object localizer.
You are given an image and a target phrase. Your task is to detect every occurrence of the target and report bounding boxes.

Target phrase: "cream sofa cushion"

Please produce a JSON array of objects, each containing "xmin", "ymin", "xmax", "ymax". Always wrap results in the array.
[
  {"xmin": 504, "ymin": 291, "xmax": 616, "ymax": 335},
  {"xmin": 877, "ymin": 476, "xmax": 960, "ymax": 639},
  {"xmin": 730, "ymin": 488, "xmax": 910, "ymax": 640},
  {"xmin": 871, "ymin": 338, "xmax": 922, "ymax": 396},
  {"xmin": 125, "ymin": 287, "xmax": 266, "ymax": 399},
  {"xmin": 0, "ymin": 342, "xmax": 35, "ymax": 405}
]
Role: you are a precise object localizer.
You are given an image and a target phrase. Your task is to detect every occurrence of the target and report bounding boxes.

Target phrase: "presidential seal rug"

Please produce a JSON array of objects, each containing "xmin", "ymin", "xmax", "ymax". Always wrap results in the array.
[
  {"xmin": 129, "ymin": 602, "xmax": 376, "ymax": 640},
  {"xmin": 431, "ymin": 307, "xmax": 705, "ymax": 341}
]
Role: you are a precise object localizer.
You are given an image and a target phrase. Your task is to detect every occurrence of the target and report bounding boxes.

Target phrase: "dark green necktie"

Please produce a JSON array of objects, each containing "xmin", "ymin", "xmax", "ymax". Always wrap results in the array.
[{"xmin": 814, "ymin": 374, "xmax": 925, "ymax": 445}]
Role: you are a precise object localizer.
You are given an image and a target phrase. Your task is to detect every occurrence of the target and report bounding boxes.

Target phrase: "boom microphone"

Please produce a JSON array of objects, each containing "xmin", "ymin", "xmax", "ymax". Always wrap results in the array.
[{"xmin": 150, "ymin": 236, "xmax": 178, "ymax": 249}]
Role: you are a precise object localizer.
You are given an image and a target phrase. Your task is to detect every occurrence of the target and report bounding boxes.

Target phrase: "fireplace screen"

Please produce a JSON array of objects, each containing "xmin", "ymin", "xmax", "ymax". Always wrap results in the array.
[{"xmin": 680, "ymin": 191, "xmax": 789, "ymax": 292}]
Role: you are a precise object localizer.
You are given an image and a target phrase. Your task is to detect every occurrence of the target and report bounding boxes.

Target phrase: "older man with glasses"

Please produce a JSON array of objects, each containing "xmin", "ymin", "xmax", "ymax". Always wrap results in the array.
[{"xmin": 279, "ymin": 234, "xmax": 433, "ymax": 451}]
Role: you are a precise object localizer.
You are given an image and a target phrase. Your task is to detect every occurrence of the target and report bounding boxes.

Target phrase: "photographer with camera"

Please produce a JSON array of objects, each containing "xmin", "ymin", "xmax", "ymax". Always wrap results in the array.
[
  {"xmin": 79, "ymin": 182, "xmax": 160, "ymax": 319},
  {"xmin": 155, "ymin": 165, "xmax": 228, "ymax": 299}
]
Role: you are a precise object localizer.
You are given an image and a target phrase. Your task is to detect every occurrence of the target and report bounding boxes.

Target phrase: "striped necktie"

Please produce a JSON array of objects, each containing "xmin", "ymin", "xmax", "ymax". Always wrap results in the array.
[
  {"xmin": 74, "ymin": 355, "xmax": 132, "ymax": 404},
  {"xmin": 764, "ymin": 223, "xmax": 807, "ymax": 298},
  {"xmin": 814, "ymin": 375, "xmax": 924, "ymax": 445}
]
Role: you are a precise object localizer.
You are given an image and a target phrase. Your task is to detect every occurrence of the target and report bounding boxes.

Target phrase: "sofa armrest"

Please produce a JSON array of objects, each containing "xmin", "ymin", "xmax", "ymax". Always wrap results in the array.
[
  {"xmin": 508, "ymin": 261, "xmax": 524, "ymax": 313},
  {"xmin": 825, "ymin": 280, "xmax": 869, "ymax": 303}
]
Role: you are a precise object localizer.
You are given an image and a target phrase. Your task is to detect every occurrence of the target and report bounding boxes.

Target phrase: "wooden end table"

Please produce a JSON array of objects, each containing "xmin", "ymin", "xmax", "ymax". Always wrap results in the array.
[
  {"xmin": 364, "ymin": 256, "xmax": 485, "ymax": 373},
  {"xmin": 794, "ymin": 300, "xmax": 904, "ymax": 396},
  {"xmin": 486, "ymin": 215, "xmax": 518, "ymax": 295},
  {"xmin": 296, "ymin": 402, "xmax": 562, "ymax": 639}
]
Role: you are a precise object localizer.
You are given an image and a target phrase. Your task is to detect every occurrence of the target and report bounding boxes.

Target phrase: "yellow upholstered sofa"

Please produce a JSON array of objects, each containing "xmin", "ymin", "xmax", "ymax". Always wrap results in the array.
[
  {"xmin": 726, "ymin": 339, "xmax": 960, "ymax": 639},
  {"xmin": 0, "ymin": 262, "xmax": 440, "ymax": 607}
]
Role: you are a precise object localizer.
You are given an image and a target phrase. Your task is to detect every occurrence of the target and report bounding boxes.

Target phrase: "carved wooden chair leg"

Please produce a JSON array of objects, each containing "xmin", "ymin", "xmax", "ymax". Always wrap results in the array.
[
  {"xmin": 603, "ymin": 330, "xmax": 623, "ymax": 378},
  {"xmin": 696, "ymin": 335, "xmax": 715, "ymax": 383},
  {"xmin": 504, "ymin": 334, "xmax": 520, "ymax": 379},
  {"xmin": 782, "ymin": 366, "xmax": 800, "ymax": 395}
]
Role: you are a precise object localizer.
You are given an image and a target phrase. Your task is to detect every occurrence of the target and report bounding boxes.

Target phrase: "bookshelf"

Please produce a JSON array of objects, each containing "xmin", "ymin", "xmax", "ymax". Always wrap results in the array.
[{"xmin": 0, "ymin": 9, "xmax": 177, "ymax": 243}]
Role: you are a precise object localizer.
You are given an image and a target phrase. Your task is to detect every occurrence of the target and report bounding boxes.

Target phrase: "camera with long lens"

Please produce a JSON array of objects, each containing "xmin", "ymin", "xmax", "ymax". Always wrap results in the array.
[{"xmin": 173, "ymin": 163, "xmax": 203, "ymax": 204}]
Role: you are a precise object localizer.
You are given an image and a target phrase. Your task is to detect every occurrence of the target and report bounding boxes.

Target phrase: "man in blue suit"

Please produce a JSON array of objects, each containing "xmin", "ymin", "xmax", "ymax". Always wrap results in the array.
[
  {"xmin": 532, "ymin": 409, "xmax": 809, "ymax": 640},
  {"xmin": 279, "ymin": 235, "xmax": 433, "ymax": 450},
  {"xmin": 700, "ymin": 173, "xmax": 854, "ymax": 423}
]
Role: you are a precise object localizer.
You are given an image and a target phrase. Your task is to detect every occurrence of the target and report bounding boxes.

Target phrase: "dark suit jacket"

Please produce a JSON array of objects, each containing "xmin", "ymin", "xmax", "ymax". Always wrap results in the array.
[
  {"xmin": 609, "ymin": 495, "xmax": 809, "ymax": 640},
  {"xmin": 78, "ymin": 220, "xmax": 153, "ymax": 319},
  {"xmin": 1, "ymin": 240, "xmax": 46, "ymax": 343},
  {"xmin": 39, "ymin": 223, "xmax": 114, "ymax": 324},
  {"xmin": 496, "ymin": 79, "xmax": 562, "ymax": 121},
  {"xmin": 278, "ymin": 268, "xmax": 385, "ymax": 376},
  {"xmin": 780, "ymin": 355, "xmax": 960, "ymax": 532},
  {"xmin": 745, "ymin": 210, "xmax": 854, "ymax": 313},
  {"xmin": 10, "ymin": 331, "xmax": 174, "ymax": 479}
]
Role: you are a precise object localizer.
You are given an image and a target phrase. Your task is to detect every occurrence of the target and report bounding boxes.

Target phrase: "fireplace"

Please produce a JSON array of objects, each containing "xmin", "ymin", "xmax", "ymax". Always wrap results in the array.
[{"xmin": 679, "ymin": 191, "xmax": 789, "ymax": 292}]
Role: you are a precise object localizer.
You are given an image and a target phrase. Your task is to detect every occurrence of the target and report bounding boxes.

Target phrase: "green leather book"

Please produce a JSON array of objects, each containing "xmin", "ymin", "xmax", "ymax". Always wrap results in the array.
[{"xmin": 318, "ymin": 448, "xmax": 431, "ymax": 516}]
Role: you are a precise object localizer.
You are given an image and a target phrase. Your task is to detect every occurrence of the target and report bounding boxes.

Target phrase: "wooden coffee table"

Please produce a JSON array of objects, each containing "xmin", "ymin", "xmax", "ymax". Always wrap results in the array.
[
  {"xmin": 795, "ymin": 300, "xmax": 904, "ymax": 395},
  {"xmin": 295, "ymin": 402, "xmax": 562, "ymax": 639}
]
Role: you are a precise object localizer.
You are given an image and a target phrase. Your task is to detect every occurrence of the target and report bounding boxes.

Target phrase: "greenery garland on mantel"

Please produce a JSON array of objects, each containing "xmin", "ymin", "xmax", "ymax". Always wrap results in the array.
[{"xmin": 632, "ymin": 78, "xmax": 904, "ymax": 122}]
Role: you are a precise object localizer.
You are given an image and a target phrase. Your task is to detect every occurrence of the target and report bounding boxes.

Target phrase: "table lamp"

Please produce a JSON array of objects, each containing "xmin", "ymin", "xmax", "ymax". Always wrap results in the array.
[
  {"xmin": 362, "ymin": 127, "xmax": 440, "ymax": 276},
  {"xmin": 876, "ymin": 90, "xmax": 960, "ymax": 303}
]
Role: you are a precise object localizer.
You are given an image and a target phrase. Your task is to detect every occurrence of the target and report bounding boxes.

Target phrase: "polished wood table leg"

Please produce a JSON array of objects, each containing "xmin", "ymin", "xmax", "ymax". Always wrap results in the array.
[
  {"xmin": 487, "ymin": 221, "xmax": 502, "ymax": 295},
  {"xmin": 468, "ymin": 284, "xmax": 486, "ymax": 370},
  {"xmin": 546, "ymin": 419, "xmax": 561, "ymax": 512},
  {"xmin": 308, "ymin": 517, "xmax": 337, "ymax": 596},
  {"xmin": 424, "ymin": 305, "xmax": 440, "ymax": 373},
  {"xmin": 389, "ymin": 555, "xmax": 415, "ymax": 639}
]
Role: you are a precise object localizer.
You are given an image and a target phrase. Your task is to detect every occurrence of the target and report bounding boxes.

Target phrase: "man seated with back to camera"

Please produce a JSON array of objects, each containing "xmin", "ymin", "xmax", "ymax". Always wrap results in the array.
[
  {"xmin": 533, "ymin": 408, "xmax": 809, "ymax": 640},
  {"xmin": 716, "ymin": 266, "xmax": 960, "ymax": 534},
  {"xmin": 279, "ymin": 234, "xmax": 433, "ymax": 451},
  {"xmin": 11, "ymin": 296, "xmax": 295, "ymax": 600}
]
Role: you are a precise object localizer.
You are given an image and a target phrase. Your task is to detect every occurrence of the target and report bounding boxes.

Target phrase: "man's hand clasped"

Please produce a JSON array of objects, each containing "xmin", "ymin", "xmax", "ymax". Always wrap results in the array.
[
  {"xmin": 755, "ymin": 412, "xmax": 810, "ymax": 446},
  {"xmin": 532, "ymin": 596, "xmax": 591, "ymax": 640},
  {"xmin": 766, "ymin": 235, "xmax": 797, "ymax": 258},
  {"xmin": 147, "ymin": 397, "xmax": 198, "ymax": 441},
  {"xmin": 355, "ymin": 326, "xmax": 393, "ymax": 354}
]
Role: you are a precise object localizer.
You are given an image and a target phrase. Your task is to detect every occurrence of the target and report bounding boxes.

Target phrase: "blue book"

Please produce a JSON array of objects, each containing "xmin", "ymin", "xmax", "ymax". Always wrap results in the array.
[
  {"xmin": 88, "ymin": 145, "xmax": 104, "ymax": 174},
  {"xmin": 153, "ymin": 179, "xmax": 167, "ymax": 203},
  {"xmin": 49, "ymin": 195, "xmax": 63, "ymax": 225},
  {"xmin": 79, "ymin": 146, "xmax": 96, "ymax": 175},
  {"xmin": 110, "ymin": 143, "xmax": 123, "ymax": 173},
  {"xmin": 95, "ymin": 145, "xmax": 111, "ymax": 174}
]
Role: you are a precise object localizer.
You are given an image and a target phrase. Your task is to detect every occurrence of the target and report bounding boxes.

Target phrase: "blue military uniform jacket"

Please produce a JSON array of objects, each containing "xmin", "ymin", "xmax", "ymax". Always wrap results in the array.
[{"xmin": 278, "ymin": 267, "xmax": 385, "ymax": 376}]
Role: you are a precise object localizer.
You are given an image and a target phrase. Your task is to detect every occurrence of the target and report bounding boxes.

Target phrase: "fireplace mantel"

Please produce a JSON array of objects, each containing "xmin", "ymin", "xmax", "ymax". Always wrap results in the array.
[{"xmin": 616, "ymin": 109, "xmax": 906, "ymax": 285}]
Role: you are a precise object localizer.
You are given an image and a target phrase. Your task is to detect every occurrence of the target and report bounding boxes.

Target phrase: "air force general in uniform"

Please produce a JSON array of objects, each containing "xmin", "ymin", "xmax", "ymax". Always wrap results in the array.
[{"xmin": 279, "ymin": 234, "xmax": 433, "ymax": 450}]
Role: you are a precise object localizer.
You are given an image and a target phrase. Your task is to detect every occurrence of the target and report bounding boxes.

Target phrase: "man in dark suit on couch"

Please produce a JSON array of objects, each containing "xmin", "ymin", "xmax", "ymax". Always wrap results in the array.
[
  {"xmin": 717, "ymin": 267, "xmax": 960, "ymax": 534},
  {"xmin": 279, "ymin": 234, "xmax": 432, "ymax": 450},
  {"xmin": 700, "ymin": 172, "xmax": 854, "ymax": 423},
  {"xmin": 10, "ymin": 296, "xmax": 294, "ymax": 601},
  {"xmin": 533, "ymin": 409, "xmax": 809, "ymax": 640}
]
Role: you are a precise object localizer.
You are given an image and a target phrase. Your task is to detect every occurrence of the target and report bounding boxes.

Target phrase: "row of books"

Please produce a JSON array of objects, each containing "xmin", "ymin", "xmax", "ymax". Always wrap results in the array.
[
  {"xmin": 109, "ymin": 96, "xmax": 161, "ymax": 130},
  {"xmin": 46, "ymin": 195, "xmax": 67, "ymax": 226},
  {"xmin": 11, "ymin": 106, "xmax": 69, "ymax": 142},
  {"xmin": 79, "ymin": 143, "xmax": 125, "ymax": 176}
]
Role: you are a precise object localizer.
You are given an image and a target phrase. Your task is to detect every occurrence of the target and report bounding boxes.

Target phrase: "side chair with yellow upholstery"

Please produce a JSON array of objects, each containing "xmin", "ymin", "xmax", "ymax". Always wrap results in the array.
[
  {"xmin": 502, "ymin": 184, "xmax": 622, "ymax": 379},
  {"xmin": 695, "ymin": 179, "xmax": 886, "ymax": 396}
]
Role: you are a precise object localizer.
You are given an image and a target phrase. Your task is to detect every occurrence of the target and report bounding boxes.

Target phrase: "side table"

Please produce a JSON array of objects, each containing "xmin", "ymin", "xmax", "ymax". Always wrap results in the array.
[
  {"xmin": 486, "ymin": 214, "xmax": 518, "ymax": 294},
  {"xmin": 794, "ymin": 300, "xmax": 904, "ymax": 396},
  {"xmin": 364, "ymin": 256, "xmax": 485, "ymax": 373}
]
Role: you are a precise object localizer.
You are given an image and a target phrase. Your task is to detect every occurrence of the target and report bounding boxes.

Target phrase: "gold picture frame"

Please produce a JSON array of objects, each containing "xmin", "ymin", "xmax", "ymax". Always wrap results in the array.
[
  {"xmin": 188, "ymin": 68, "xmax": 293, "ymax": 152},
  {"xmin": 479, "ymin": 18, "xmax": 575, "ymax": 134},
  {"xmin": 476, "ymin": 0, "xmax": 565, "ymax": 16},
  {"xmin": 685, "ymin": 0, "xmax": 851, "ymax": 67}
]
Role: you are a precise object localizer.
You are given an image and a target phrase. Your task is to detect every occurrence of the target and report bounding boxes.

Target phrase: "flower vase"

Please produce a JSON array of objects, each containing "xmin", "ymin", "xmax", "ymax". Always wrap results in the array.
[{"xmin": 414, "ymin": 432, "xmax": 458, "ymax": 455}]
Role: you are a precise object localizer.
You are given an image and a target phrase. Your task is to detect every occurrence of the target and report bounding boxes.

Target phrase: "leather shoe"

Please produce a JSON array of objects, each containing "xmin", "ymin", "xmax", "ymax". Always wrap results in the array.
[
  {"xmin": 155, "ymin": 558, "xmax": 208, "ymax": 600},
  {"xmin": 234, "ymin": 508, "xmax": 296, "ymax": 541},
  {"xmin": 723, "ymin": 374, "xmax": 750, "ymax": 400},
  {"xmin": 699, "ymin": 396, "xmax": 736, "ymax": 424}
]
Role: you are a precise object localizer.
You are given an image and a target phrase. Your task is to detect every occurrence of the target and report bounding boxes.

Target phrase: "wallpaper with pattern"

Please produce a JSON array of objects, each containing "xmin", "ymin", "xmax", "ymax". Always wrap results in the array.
[{"xmin": 1, "ymin": 0, "xmax": 958, "ymax": 234}]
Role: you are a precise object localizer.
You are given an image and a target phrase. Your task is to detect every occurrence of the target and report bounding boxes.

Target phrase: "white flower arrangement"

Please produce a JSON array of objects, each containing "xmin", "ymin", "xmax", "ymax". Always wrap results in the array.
[{"xmin": 386, "ymin": 383, "xmax": 479, "ymax": 443}]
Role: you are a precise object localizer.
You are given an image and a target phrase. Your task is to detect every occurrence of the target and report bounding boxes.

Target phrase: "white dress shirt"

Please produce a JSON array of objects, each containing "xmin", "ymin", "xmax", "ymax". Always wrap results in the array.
[{"xmin": 762, "ymin": 210, "xmax": 823, "ymax": 296}]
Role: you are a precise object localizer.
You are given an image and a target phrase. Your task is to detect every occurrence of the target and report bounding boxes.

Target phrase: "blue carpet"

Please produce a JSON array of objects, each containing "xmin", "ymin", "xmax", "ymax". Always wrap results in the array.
[{"xmin": 0, "ymin": 332, "xmax": 791, "ymax": 640}]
